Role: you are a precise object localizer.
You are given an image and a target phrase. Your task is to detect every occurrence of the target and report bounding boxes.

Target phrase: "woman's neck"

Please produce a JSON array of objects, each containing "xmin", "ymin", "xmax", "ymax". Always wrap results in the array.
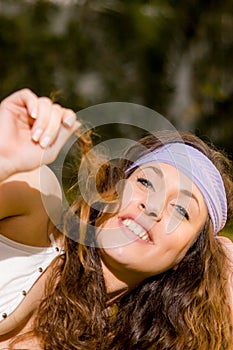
[
  {"xmin": 101, "ymin": 259, "xmax": 142, "ymax": 304},
  {"xmin": 101, "ymin": 261, "xmax": 128, "ymax": 297}
]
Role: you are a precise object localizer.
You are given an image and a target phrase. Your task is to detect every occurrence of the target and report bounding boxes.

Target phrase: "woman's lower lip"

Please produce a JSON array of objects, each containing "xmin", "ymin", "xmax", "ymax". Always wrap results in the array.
[
  {"xmin": 118, "ymin": 218, "xmax": 152, "ymax": 244},
  {"xmin": 121, "ymin": 224, "xmax": 140, "ymax": 242}
]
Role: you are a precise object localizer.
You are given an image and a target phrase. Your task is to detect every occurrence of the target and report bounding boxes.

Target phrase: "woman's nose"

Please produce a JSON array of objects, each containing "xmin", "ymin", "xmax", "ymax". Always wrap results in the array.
[{"xmin": 138, "ymin": 193, "xmax": 164, "ymax": 221}]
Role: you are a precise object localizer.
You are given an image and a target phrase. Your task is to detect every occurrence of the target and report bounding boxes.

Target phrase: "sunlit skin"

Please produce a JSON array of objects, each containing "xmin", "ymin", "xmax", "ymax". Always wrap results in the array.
[{"xmin": 97, "ymin": 162, "xmax": 208, "ymax": 293}]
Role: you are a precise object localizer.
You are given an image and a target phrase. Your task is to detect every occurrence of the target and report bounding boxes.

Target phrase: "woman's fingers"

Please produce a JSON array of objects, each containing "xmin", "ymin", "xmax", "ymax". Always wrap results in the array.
[
  {"xmin": 42, "ymin": 121, "xmax": 81, "ymax": 164},
  {"xmin": 40, "ymin": 106, "xmax": 78, "ymax": 148},
  {"xmin": 62, "ymin": 108, "xmax": 77, "ymax": 128},
  {"xmin": 31, "ymin": 97, "xmax": 53, "ymax": 143},
  {"xmin": 29, "ymin": 96, "xmax": 79, "ymax": 149},
  {"xmin": 0, "ymin": 88, "xmax": 38, "ymax": 117},
  {"xmin": 0, "ymin": 87, "xmax": 81, "ymax": 150},
  {"xmin": 0, "ymin": 88, "xmax": 82, "ymax": 180}
]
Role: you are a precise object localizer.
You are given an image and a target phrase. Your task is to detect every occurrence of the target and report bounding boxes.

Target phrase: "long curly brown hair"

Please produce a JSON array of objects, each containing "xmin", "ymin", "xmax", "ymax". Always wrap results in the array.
[{"xmin": 30, "ymin": 131, "xmax": 233, "ymax": 349}]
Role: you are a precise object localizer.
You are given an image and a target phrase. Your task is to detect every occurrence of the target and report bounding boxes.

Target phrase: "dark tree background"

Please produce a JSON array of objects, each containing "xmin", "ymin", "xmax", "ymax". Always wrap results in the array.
[{"xmin": 0, "ymin": 0, "xmax": 232, "ymax": 235}]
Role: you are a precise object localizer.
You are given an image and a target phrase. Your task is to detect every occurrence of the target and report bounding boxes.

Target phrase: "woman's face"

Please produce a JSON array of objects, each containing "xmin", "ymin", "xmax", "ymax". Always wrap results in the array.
[{"xmin": 97, "ymin": 162, "xmax": 208, "ymax": 284}]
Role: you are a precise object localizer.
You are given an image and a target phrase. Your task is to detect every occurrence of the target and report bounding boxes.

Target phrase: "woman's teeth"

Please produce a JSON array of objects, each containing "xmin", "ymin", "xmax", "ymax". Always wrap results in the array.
[{"xmin": 122, "ymin": 219, "xmax": 150, "ymax": 241}]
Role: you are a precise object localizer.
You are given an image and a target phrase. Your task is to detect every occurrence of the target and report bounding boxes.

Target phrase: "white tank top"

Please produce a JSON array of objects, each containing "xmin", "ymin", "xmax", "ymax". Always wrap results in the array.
[{"xmin": 0, "ymin": 233, "xmax": 63, "ymax": 321}]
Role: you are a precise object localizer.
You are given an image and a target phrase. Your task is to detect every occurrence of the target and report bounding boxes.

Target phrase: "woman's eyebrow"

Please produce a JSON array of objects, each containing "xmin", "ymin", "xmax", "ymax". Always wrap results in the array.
[
  {"xmin": 180, "ymin": 189, "xmax": 200, "ymax": 211},
  {"xmin": 143, "ymin": 166, "xmax": 163, "ymax": 178}
]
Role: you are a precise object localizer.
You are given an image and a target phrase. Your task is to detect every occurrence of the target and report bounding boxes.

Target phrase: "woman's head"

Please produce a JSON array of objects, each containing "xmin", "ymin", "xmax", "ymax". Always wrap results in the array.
[
  {"xmin": 95, "ymin": 131, "xmax": 233, "ymax": 285},
  {"xmin": 97, "ymin": 161, "xmax": 208, "ymax": 284}
]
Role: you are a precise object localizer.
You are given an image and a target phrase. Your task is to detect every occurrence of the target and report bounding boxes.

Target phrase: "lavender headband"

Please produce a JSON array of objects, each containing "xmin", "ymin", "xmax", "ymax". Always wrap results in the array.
[{"xmin": 127, "ymin": 143, "xmax": 227, "ymax": 234}]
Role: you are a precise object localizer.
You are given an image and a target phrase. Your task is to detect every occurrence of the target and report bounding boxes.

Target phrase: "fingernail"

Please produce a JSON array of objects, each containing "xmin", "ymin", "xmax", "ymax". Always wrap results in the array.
[
  {"xmin": 64, "ymin": 115, "xmax": 75, "ymax": 127},
  {"xmin": 40, "ymin": 136, "xmax": 51, "ymax": 148},
  {"xmin": 32, "ymin": 128, "xmax": 43, "ymax": 142},
  {"xmin": 30, "ymin": 110, "xmax": 37, "ymax": 119}
]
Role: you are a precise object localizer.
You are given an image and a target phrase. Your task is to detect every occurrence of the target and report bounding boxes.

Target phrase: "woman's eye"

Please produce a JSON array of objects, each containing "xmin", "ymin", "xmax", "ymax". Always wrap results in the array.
[
  {"xmin": 137, "ymin": 177, "xmax": 154, "ymax": 189},
  {"xmin": 175, "ymin": 205, "xmax": 190, "ymax": 220}
]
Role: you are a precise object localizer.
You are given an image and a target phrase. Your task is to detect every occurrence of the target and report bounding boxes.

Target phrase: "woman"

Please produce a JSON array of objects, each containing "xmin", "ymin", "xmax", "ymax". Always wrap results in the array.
[
  {"xmin": 1, "ymin": 89, "xmax": 233, "ymax": 349},
  {"xmin": 33, "ymin": 130, "xmax": 233, "ymax": 349},
  {"xmin": 0, "ymin": 88, "xmax": 80, "ymax": 348}
]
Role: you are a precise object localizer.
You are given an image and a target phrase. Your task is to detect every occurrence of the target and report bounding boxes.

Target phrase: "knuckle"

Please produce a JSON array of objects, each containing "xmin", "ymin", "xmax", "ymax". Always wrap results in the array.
[
  {"xmin": 63, "ymin": 109, "xmax": 76, "ymax": 120},
  {"xmin": 21, "ymin": 88, "xmax": 33, "ymax": 95},
  {"xmin": 65, "ymin": 108, "xmax": 75, "ymax": 115},
  {"xmin": 52, "ymin": 103, "xmax": 63, "ymax": 112},
  {"xmin": 38, "ymin": 96, "xmax": 53, "ymax": 105}
]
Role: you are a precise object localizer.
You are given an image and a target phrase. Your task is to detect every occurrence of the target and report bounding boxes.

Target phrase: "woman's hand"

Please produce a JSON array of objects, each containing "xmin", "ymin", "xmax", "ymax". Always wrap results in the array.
[{"xmin": 0, "ymin": 88, "xmax": 80, "ymax": 181}]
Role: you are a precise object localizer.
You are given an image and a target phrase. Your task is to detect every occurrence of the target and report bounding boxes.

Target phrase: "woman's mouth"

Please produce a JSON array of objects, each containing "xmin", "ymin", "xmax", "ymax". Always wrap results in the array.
[{"xmin": 121, "ymin": 218, "xmax": 153, "ymax": 244}]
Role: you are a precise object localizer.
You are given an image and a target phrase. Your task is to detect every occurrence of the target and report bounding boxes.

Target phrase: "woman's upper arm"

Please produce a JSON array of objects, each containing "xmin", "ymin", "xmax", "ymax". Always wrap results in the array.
[
  {"xmin": 0, "ymin": 171, "xmax": 39, "ymax": 219},
  {"xmin": 0, "ymin": 165, "xmax": 62, "ymax": 231}
]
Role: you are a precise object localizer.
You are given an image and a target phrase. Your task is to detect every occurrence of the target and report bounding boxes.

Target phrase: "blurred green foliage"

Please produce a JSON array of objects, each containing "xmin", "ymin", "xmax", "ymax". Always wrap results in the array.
[{"xmin": 0, "ymin": 0, "xmax": 232, "ymax": 237}]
